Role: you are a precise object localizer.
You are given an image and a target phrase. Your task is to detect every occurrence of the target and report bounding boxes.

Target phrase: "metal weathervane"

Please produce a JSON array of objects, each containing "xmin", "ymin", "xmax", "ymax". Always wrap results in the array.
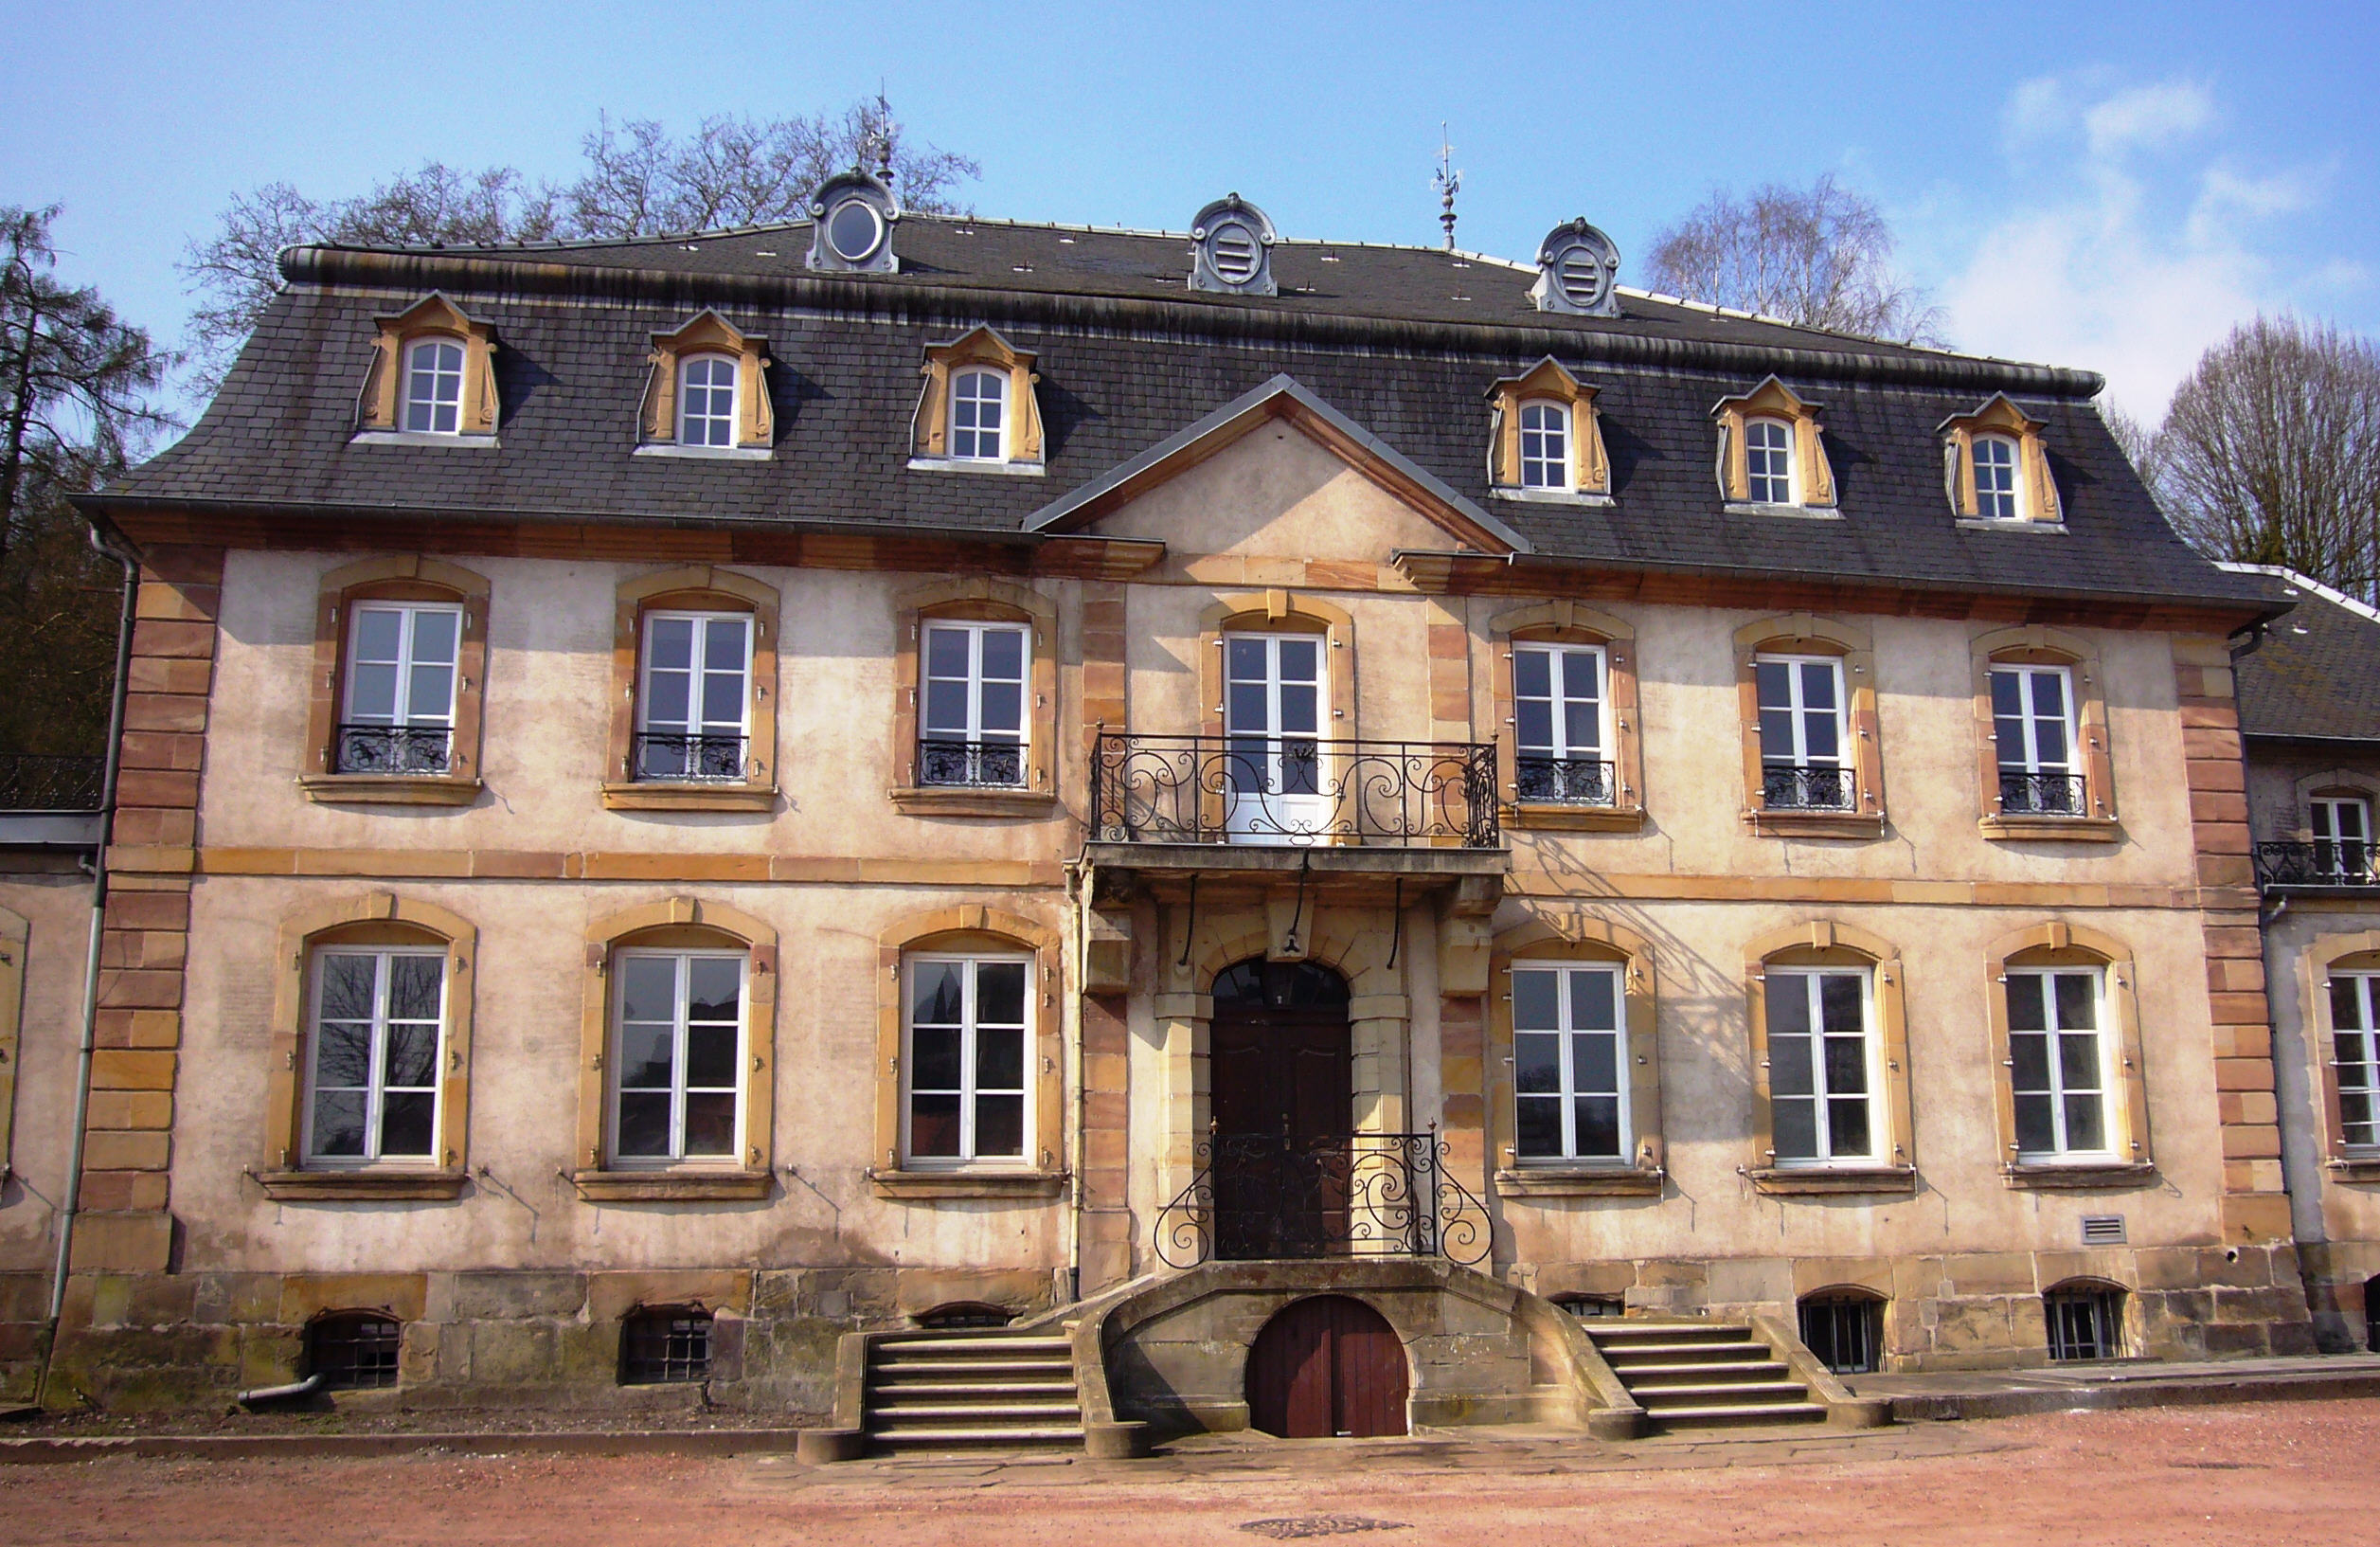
[{"xmin": 1434, "ymin": 124, "xmax": 1461, "ymax": 251}]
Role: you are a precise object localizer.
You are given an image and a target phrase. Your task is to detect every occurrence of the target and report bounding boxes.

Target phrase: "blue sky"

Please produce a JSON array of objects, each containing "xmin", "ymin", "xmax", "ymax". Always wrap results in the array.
[{"xmin": 5, "ymin": 1, "xmax": 2373, "ymax": 424}]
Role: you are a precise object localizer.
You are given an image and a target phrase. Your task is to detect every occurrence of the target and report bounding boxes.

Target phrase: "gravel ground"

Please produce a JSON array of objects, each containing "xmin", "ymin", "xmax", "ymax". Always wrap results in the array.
[{"xmin": 3, "ymin": 1398, "xmax": 2372, "ymax": 1546}]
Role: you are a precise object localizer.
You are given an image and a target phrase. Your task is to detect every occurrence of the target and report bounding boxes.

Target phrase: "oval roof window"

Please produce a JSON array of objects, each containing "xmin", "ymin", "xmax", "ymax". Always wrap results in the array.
[
  {"xmin": 807, "ymin": 171, "xmax": 901, "ymax": 275},
  {"xmin": 828, "ymin": 199, "xmax": 885, "ymax": 264}
]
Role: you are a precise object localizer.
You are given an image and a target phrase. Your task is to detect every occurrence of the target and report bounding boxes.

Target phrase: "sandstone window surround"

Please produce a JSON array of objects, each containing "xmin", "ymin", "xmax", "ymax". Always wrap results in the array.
[
  {"xmin": 352, "ymin": 294, "xmax": 500, "ymax": 444},
  {"xmin": 1970, "ymin": 625, "xmax": 2120, "ymax": 842},
  {"xmin": 1711, "ymin": 377, "xmax": 1836, "ymax": 517},
  {"xmin": 1488, "ymin": 918, "xmax": 1665, "ymax": 1197},
  {"xmin": 1983, "ymin": 923, "xmax": 2155, "ymax": 1190},
  {"xmin": 0, "ymin": 904, "xmax": 25, "ymax": 1180},
  {"xmin": 635, "ymin": 311, "xmax": 775, "ymax": 459},
  {"xmin": 298, "ymin": 556, "xmax": 491, "ymax": 806},
  {"xmin": 908, "ymin": 326, "xmax": 1046, "ymax": 475},
  {"xmin": 572, "ymin": 898, "xmax": 777, "ymax": 1201},
  {"xmin": 2290, "ymin": 769, "xmax": 2379, "ymax": 854},
  {"xmin": 1939, "ymin": 394, "xmax": 2065, "ymax": 528},
  {"xmin": 1743, "ymin": 921, "xmax": 1916, "ymax": 1196},
  {"xmin": 257, "ymin": 893, "xmax": 476, "ymax": 1201},
  {"xmin": 1198, "ymin": 592, "xmax": 1356, "ymax": 742},
  {"xmin": 2308, "ymin": 932, "xmax": 2380, "ymax": 1179},
  {"xmin": 1489, "ymin": 602, "xmax": 1644, "ymax": 833},
  {"xmin": 604, "ymin": 567, "xmax": 780, "ymax": 812},
  {"xmin": 889, "ymin": 579, "xmax": 1060, "ymax": 817},
  {"xmin": 869, "ymin": 907, "xmax": 1065, "ymax": 1200},
  {"xmin": 1734, "ymin": 614, "xmax": 1885, "ymax": 837},
  {"xmin": 1484, "ymin": 358, "xmax": 1612, "ymax": 504}
]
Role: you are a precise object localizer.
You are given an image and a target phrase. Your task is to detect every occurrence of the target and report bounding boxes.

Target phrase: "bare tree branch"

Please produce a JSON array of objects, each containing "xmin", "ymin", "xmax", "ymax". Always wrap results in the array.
[{"xmin": 1644, "ymin": 174, "xmax": 1946, "ymax": 345}]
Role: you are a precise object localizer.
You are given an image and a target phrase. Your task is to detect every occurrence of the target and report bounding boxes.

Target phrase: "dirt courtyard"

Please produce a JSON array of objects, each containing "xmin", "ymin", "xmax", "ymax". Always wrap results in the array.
[{"xmin": 3, "ymin": 1398, "xmax": 2372, "ymax": 1546}]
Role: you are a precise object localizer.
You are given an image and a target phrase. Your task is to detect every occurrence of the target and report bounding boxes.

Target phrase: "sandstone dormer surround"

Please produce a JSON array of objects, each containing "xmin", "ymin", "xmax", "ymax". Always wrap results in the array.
[
  {"xmin": 1484, "ymin": 358, "xmax": 1611, "ymax": 502},
  {"xmin": 636, "ymin": 311, "xmax": 774, "ymax": 455},
  {"xmin": 1710, "ymin": 376, "xmax": 1835, "ymax": 513},
  {"xmin": 353, "ymin": 293, "xmax": 499, "ymax": 440},
  {"xmin": 909, "ymin": 326, "xmax": 1045, "ymax": 471},
  {"xmin": 1940, "ymin": 393, "xmax": 2064, "ymax": 525}
]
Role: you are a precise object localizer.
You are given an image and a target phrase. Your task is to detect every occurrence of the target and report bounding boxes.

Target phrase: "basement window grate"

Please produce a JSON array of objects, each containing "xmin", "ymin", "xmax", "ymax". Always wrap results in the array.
[
  {"xmin": 620, "ymin": 1305, "xmax": 712, "ymax": 1383},
  {"xmin": 916, "ymin": 1302, "xmax": 1015, "ymax": 1330},
  {"xmin": 1552, "ymin": 1294, "xmax": 1624, "ymax": 1319},
  {"xmin": 1798, "ymin": 1293, "xmax": 1885, "ymax": 1375},
  {"xmin": 307, "ymin": 1312, "xmax": 403, "ymax": 1390},
  {"xmin": 2079, "ymin": 1214, "xmax": 2127, "ymax": 1246},
  {"xmin": 2045, "ymin": 1285, "xmax": 2124, "ymax": 1360}
]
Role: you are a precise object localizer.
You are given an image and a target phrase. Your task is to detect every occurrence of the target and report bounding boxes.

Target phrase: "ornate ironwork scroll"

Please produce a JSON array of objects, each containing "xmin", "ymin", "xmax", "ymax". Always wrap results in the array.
[
  {"xmin": 1154, "ymin": 1127, "xmax": 1492, "ymax": 1268},
  {"xmin": 1997, "ymin": 770, "xmax": 2088, "ymax": 816},
  {"xmin": 1091, "ymin": 735, "xmax": 1498, "ymax": 847},
  {"xmin": 2257, "ymin": 840, "xmax": 2379, "ymax": 890},
  {"xmin": 334, "ymin": 723, "xmax": 454, "ymax": 775}
]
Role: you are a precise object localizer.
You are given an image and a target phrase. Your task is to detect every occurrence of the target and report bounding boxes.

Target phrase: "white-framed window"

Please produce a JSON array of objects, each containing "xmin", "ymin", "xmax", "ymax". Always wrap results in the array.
[
  {"xmin": 1755, "ymin": 654, "xmax": 1850, "ymax": 810},
  {"xmin": 304, "ymin": 947, "xmax": 445, "ymax": 1165},
  {"xmin": 339, "ymin": 603, "xmax": 461, "ymax": 775},
  {"xmin": 1512, "ymin": 962, "xmax": 1628, "ymax": 1162},
  {"xmin": 610, "ymin": 949, "xmax": 746, "ymax": 1166},
  {"xmin": 904, "ymin": 954, "xmax": 1029, "ymax": 1165},
  {"xmin": 403, "ymin": 338, "xmax": 465, "ymax": 434},
  {"xmin": 2334, "ymin": 971, "xmax": 2380, "ymax": 1151},
  {"xmin": 1745, "ymin": 417, "xmax": 1795, "ymax": 504},
  {"xmin": 1991, "ymin": 664, "xmax": 2082, "ymax": 815},
  {"xmin": 2007, "ymin": 967, "xmax": 2110, "ymax": 1160},
  {"xmin": 678, "ymin": 354, "xmax": 738, "ymax": 447},
  {"xmin": 1518, "ymin": 400, "xmax": 1570, "ymax": 489},
  {"xmin": 1973, "ymin": 433, "xmax": 2021, "ymax": 518},
  {"xmin": 1765, "ymin": 966, "xmax": 1878, "ymax": 1166},
  {"xmin": 1512, "ymin": 643, "xmax": 1610, "ymax": 805},
  {"xmin": 950, "ymin": 368, "xmax": 1007, "ymax": 460},
  {"xmin": 636, "ymin": 612, "xmax": 751, "ymax": 781},
  {"xmin": 2313, "ymin": 796, "xmax": 2373, "ymax": 880},
  {"xmin": 919, "ymin": 621, "xmax": 1028, "ymax": 787}
]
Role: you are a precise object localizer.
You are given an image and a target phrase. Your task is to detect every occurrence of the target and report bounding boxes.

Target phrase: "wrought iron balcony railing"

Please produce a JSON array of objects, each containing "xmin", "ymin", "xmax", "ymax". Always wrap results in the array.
[
  {"xmin": 1761, "ymin": 764, "xmax": 1856, "ymax": 811},
  {"xmin": 1155, "ymin": 1128, "xmax": 1490, "ymax": 1268},
  {"xmin": 633, "ymin": 732, "xmax": 747, "ymax": 782},
  {"xmin": 2256, "ymin": 840, "xmax": 2379, "ymax": 890},
  {"xmin": 1999, "ymin": 770, "xmax": 2089, "ymax": 817},
  {"xmin": 1091, "ymin": 734, "xmax": 1498, "ymax": 847},
  {"xmin": 917, "ymin": 738, "xmax": 1025, "ymax": 790},
  {"xmin": 1514, "ymin": 754, "xmax": 1616, "ymax": 806},
  {"xmin": 334, "ymin": 724, "xmax": 453, "ymax": 775},
  {"xmin": 0, "ymin": 753, "xmax": 105, "ymax": 811}
]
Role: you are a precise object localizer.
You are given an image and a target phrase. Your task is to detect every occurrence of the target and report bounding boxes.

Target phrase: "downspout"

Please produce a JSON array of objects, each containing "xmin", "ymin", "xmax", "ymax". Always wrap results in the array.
[{"xmin": 35, "ymin": 522, "xmax": 138, "ymax": 1405}]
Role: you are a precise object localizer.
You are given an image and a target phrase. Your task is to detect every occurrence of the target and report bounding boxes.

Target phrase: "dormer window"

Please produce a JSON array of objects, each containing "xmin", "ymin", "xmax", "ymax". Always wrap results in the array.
[
  {"xmin": 1940, "ymin": 395, "xmax": 2063, "ymax": 525},
  {"xmin": 1712, "ymin": 378, "xmax": 1836, "ymax": 513},
  {"xmin": 1745, "ymin": 419, "xmax": 1795, "ymax": 505},
  {"xmin": 1972, "ymin": 434, "xmax": 2019, "ymax": 518},
  {"xmin": 403, "ymin": 339, "xmax": 465, "ymax": 434},
  {"xmin": 1485, "ymin": 359, "xmax": 1609, "ymax": 502},
  {"xmin": 677, "ymin": 355, "xmax": 739, "ymax": 448},
  {"xmin": 1518, "ymin": 402, "xmax": 1569, "ymax": 489},
  {"xmin": 950, "ymin": 369, "xmax": 1007, "ymax": 460},
  {"xmin": 806, "ymin": 170, "xmax": 900, "ymax": 274}
]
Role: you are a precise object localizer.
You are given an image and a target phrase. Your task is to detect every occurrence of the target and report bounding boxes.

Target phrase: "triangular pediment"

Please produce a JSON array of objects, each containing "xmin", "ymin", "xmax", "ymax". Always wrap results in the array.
[{"xmin": 1027, "ymin": 375, "xmax": 1529, "ymax": 558}]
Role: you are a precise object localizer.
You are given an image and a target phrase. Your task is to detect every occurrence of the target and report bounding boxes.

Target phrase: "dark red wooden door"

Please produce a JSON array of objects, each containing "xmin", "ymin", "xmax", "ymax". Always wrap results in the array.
[
  {"xmin": 1211, "ymin": 961, "xmax": 1352, "ymax": 1260},
  {"xmin": 1246, "ymin": 1295, "xmax": 1408, "ymax": 1438}
]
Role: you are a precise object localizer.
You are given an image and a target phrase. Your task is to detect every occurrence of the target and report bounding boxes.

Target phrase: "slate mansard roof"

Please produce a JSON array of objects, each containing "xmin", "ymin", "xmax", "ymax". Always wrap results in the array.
[
  {"xmin": 2224, "ymin": 567, "xmax": 2380, "ymax": 744},
  {"xmin": 107, "ymin": 212, "xmax": 2272, "ymax": 617}
]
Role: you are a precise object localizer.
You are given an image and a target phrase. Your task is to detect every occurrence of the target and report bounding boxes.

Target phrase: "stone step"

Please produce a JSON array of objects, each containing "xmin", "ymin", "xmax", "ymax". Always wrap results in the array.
[
  {"xmin": 869, "ymin": 1427, "xmax": 1088, "ymax": 1451},
  {"xmin": 1587, "ymin": 1322, "xmax": 1753, "ymax": 1342},
  {"xmin": 1645, "ymin": 1402, "xmax": 1828, "ymax": 1429},
  {"xmin": 1612, "ymin": 1358, "xmax": 1788, "ymax": 1377},
  {"xmin": 1634, "ymin": 1381, "xmax": 1813, "ymax": 1407},
  {"xmin": 1600, "ymin": 1342, "xmax": 1772, "ymax": 1365},
  {"xmin": 868, "ymin": 1358, "xmax": 1077, "ymax": 1379},
  {"xmin": 869, "ymin": 1402, "xmax": 1083, "ymax": 1425},
  {"xmin": 872, "ymin": 1336, "xmax": 1072, "ymax": 1357},
  {"xmin": 865, "ymin": 1379, "xmax": 1079, "ymax": 1399}
]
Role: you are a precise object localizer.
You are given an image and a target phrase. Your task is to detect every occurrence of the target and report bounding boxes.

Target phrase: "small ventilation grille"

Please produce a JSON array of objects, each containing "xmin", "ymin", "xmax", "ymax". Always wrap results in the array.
[
  {"xmin": 1558, "ymin": 249, "xmax": 1604, "ymax": 309},
  {"xmin": 1210, "ymin": 227, "xmax": 1260, "ymax": 284},
  {"xmin": 2079, "ymin": 1214, "xmax": 2127, "ymax": 1246}
]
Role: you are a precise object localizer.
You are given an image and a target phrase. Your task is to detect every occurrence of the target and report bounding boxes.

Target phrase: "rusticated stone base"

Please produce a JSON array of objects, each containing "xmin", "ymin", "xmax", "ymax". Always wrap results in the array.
[{"xmin": 2297, "ymin": 1240, "xmax": 2380, "ymax": 1354}]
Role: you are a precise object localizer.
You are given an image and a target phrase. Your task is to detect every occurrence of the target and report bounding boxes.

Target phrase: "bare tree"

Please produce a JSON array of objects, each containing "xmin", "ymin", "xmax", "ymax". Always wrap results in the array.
[
  {"xmin": 2100, "ymin": 401, "xmax": 2169, "ymax": 495},
  {"xmin": 178, "ymin": 98, "xmax": 979, "ymax": 389},
  {"xmin": 1645, "ymin": 174, "xmax": 1945, "ymax": 345},
  {"xmin": 2156, "ymin": 315, "xmax": 2380, "ymax": 603}
]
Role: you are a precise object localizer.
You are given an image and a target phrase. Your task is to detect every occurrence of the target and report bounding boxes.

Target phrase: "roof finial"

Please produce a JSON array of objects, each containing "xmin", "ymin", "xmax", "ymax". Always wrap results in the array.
[
  {"xmin": 1433, "ymin": 123, "xmax": 1461, "ymax": 252},
  {"xmin": 872, "ymin": 85, "xmax": 896, "ymax": 187}
]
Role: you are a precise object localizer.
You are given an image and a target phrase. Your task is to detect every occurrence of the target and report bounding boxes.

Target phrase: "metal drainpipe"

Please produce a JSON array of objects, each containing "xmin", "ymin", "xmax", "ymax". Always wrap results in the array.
[{"xmin": 35, "ymin": 524, "xmax": 139, "ymax": 1405}]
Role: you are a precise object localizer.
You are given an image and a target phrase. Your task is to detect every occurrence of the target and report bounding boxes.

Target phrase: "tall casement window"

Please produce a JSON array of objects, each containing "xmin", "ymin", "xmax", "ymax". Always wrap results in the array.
[
  {"xmin": 1745, "ymin": 418, "xmax": 1795, "ymax": 504},
  {"xmin": 636, "ymin": 611, "xmax": 752, "ymax": 782},
  {"xmin": 1972, "ymin": 434, "xmax": 2021, "ymax": 519},
  {"xmin": 1512, "ymin": 962, "xmax": 1628, "ymax": 1162},
  {"xmin": 949, "ymin": 368, "xmax": 1007, "ymax": 460},
  {"xmin": 1518, "ymin": 401, "xmax": 1570, "ymax": 489},
  {"xmin": 677, "ymin": 355, "xmax": 739, "ymax": 447},
  {"xmin": 1763, "ymin": 966, "xmax": 1880, "ymax": 1166},
  {"xmin": 919, "ymin": 621, "xmax": 1029, "ymax": 788},
  {"xmin": 1225, "ymin": 631, "xmax": 1330, "ymax": 840},
  {"xmin": 904, "ymin": 955, "xmax": 1029, "ymax": 1166},
  {"xmin": 2007, "ymin": 966, "xmax": 2111, "ymax": 1159},
  {"xmin": 1513, "ymin": 643, "xmax": 1610, "ymax": 805},
  {"xmin": 1756, "ymin": 655, "xmax": 1851, "ymax": 811},
  {"xmin": 403, "ymin": 338, "xmax": 465, "ymax": 434},
  {"xmin": 1991, "ymin": 664, "xmax": 2082, "ymax": 816},
  {"xmin": 339, "ymin": 602, "xmax": 460, "ymax": 775},
  {"xmin": 2314, "ymin": 796, "xmax": 2374, "ymax": 881},
  {"xmin": 610, "ymin": 950, "xmax": 747, "ymax": 1167},
  {"xmin": 305, "ymin": 947, "xmax": 445, "ymax": 1165},
  {"xmin": 2335, "ymin": 970, "xmax": 2380, "ymax": 1152}
]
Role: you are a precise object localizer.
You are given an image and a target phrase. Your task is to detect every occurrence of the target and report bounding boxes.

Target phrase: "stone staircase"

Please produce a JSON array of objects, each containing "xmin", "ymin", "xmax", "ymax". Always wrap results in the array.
[
  {"xmin": 1585, "ymin": 1321, "xmax": 1829, "ymax": 1430},
  {"xmin": 861, "ymin": 1328, "xmax": 1087, "ymax": 1452}
]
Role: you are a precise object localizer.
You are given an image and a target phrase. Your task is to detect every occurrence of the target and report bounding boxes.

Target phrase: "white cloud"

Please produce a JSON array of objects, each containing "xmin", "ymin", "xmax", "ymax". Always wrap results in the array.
[{"xmin": 1936, "ymin": 74, "xmax": 2333, "ymax": 423}]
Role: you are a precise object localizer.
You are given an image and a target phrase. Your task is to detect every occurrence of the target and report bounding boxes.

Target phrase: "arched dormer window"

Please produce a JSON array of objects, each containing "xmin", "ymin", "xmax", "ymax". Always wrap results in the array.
[
  {"xmin": 1712, "ymin": 377, "xmax": 1835, "ymax": 513},
  {"xmin": 639, "ymin": 312, "xmax": 774, "ymax": 457},
  {"xmin": 1485, "ymin": 358, "xmax": 1609, "ymax": 501},
  {"xmin": 1940, "ymin": 394, "xmax": 2063, "ymax": 524},
  {"xmin": 354, "ymin": 294, "xmax": 498, "ymax": 443},
  {"xmin": 1518, "ymin": 401, "xmax": 1569, "ymax": 489},
  {"xmin": 911, "ymin": 327, "xmax": 1044, "ymax": 472},
  {"xmin": 1972, "ymin": 434, "xmax": 2020, "ymax": 517}
]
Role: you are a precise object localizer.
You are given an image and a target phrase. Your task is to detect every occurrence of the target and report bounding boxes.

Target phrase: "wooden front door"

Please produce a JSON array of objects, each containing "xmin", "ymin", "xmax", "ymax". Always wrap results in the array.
[
  {"xmin": 1246, "ymin": 1295, "xmax": 1408, "ymax": 1438},
  {"xmin": 1210, "ymin": 960, "xmax": 1351, "ymax": 1260}
]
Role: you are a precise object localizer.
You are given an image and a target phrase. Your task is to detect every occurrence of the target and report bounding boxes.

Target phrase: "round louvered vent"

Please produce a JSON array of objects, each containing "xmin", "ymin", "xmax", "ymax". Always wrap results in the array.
[
  {"xmin": 1558, "ymin": 248, "xmax": 1606, "ymax": 311},
  {"xmin": 1187, "ymin": 195, "xmax": 1279, "ymax": 295},
  {"xmin": 1531, "ymin": 219, "xmax": 1621, "ymax": 316},
  {"xmin": 1208, "ymin": 223, "xmax": 1261, "ymax": 284}
]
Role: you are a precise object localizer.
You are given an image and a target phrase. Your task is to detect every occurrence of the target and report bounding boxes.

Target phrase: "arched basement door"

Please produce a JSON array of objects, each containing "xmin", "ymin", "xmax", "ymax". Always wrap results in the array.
[{"xmin": 1246, "ymin": 1294, "xmax": 1408, "ymax": 1438}]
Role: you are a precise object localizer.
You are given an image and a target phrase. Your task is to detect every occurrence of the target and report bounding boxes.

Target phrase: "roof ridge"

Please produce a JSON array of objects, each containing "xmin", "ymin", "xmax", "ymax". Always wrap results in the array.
[{"xmin": 2216, "ymin": 562, "xmax": 2380, "ymax": 627}]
